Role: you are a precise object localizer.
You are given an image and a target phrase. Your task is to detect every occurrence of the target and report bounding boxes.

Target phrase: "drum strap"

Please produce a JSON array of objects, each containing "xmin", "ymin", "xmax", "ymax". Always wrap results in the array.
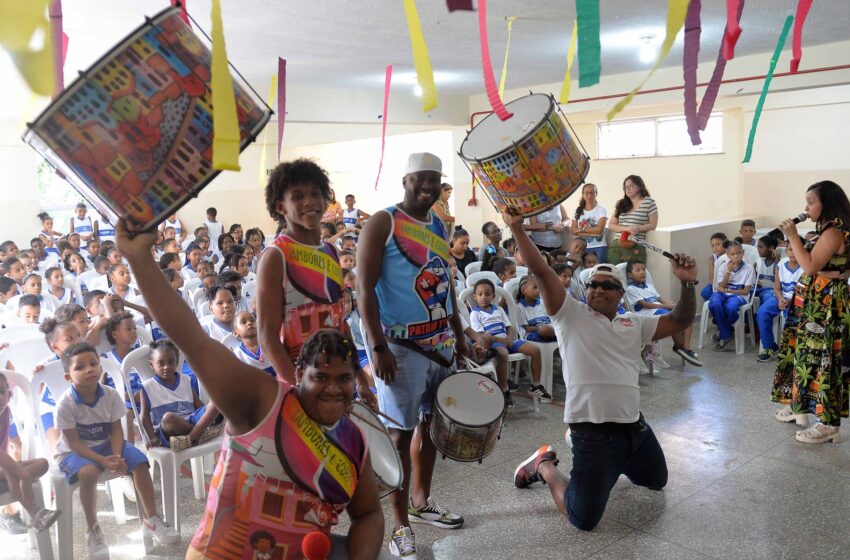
[{"xmin": 388, "ymin": 337, "xmax": 454, "ymax": 368}]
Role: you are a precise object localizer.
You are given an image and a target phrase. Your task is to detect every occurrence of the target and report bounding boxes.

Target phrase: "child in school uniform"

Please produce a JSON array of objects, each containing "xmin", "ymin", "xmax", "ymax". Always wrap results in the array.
[
  {"xmin": 738, "ymin": 219, "xmax": 757, "ymax": 246},
  {"xmin": 756, "ymin": 242, "xmax": 803, "ymax": 362},
  {"xmin": 470, "ymin": 279, "xmax": 551, "ymax": 404},
  {"xmin": 755, "ymin": 234, "xmax": 779, "ymax": 302},
  {"xmin": 200, "ymin": 285, "xmax": 237, "ymax": 341},
  {"xmin": 709, "ymin": 240, "xmax": 756, "ymax": 351},
  {"xmin": 106, "ymin": 263, "xmax": 139, "ymax": 301},
  {"xmin": 231, "ymin": 311, "xmax": 276, "ymax": 377},
  {"xmin": 203, "ymin": 207, "xmax": 224, "ymax": 251},
  {"xmin": 45, "ymin": 266, "xmax": 75, "ymax": 306},
  {"xmin": 54, "ymin": 343, "xmax": 179, "ymax": 557},
  {"xmin": 139, "ymin": 340, "xmax": 223, "ymax": 452},
  {"xmin": 69, "ymin": 202, "xmax": 96, "ymax": 243},
  {"xmin": 515, "ymin": 275, "xmax": 556, "ymax": 342}
]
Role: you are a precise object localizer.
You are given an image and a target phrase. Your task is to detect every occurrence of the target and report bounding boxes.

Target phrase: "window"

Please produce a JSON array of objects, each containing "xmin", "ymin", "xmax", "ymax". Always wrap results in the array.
[{"xmin": 597, "ymin": 113, "xmax": 722, "ymax": 159}]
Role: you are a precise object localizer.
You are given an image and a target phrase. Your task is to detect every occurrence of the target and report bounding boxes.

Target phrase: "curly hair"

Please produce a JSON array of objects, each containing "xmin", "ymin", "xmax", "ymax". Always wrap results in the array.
[
  {"xmin": 295, "ymin": 329, "xmax": 358, "ymax": 371},
  {"xmin": 104, "ymin": 311, "xmax": 135, "ymax": 345},
  {"xmin": 265, "ymin": 159, "xmax": 331, "ymax": 224}
]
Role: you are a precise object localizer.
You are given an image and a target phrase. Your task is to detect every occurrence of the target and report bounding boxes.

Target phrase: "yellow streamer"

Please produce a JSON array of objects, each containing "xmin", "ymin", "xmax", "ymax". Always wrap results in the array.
[
  {"xmin": 402, "ymin": 0, "xmax": 438, "ymax": 112},
  {"xmin": 559, "ymin": 19, "xmax": 579, "ymax": 105},
  {"xmin": 498, "ymin": 17, "xmax": 517, "ymax": 98},
  {"xmin": 210, "ymin": 0, "xmax": 241, "ymax": 171},
  {"xmin": 258, "ymin": 75, "xmax": 277, "ymax": 186},
  {"xmin": 0, "ymin": 0, "xmax": 55, "ymax": 96},
  {"xmin": 607, "ymin": 0, "xmax": 691, "ymax": 121}
]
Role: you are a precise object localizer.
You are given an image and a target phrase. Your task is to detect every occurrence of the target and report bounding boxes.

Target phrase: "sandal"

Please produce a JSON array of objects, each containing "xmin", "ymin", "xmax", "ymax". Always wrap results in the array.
[
  {"xmin": 795, "ymin": 423, "xmax": 842, "ymax": 444},
  {"xmin": 774, "ymin": 406, "xmax": 797, "ymax": 423}
]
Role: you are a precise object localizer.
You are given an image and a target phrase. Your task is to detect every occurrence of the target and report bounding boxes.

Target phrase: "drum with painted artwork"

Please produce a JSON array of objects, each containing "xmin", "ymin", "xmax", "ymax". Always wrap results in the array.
[
  {"xmin": 22, "ymin": 6, "xmax": 271, "ymax": 232},
  {"xmin": 459, "ymin": 93, "xmax": 589, "ymax": 217}
]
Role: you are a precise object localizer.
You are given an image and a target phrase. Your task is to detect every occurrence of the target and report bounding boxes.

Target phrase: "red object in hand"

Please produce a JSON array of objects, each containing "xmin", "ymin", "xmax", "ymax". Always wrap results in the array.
[
  {"xmin": 618, "ymin": 231, "xmax": 636, "ymax": 249},
  {"xmin": 302, "ymin": 531, "xmax": 331, "ymax": 560}
]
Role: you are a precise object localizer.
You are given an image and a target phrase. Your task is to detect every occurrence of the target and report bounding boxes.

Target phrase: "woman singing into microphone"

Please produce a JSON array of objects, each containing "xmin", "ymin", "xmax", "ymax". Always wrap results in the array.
[{"xmin": 770, "ymin": 180, "xmax": 850, "ymax": 444}]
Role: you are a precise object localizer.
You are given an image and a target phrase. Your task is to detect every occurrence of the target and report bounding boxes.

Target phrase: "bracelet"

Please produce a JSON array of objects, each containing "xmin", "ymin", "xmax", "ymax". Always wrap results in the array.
[{"xmin": 681, "ymin": 280, "xmax": 698, "ymax": 288}]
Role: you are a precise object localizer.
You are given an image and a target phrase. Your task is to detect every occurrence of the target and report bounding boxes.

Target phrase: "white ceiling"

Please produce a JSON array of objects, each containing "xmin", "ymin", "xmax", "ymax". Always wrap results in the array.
[{"xmin": 51, "ymin": 0, "xmax": 850, "ymax": 96}]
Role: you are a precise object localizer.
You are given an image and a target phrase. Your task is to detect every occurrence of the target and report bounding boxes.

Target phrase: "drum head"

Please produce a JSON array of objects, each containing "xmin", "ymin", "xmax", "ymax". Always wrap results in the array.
[
  {"xmin": 436, "ymin": 371, "xmax": 505, "ymax": 427},
  {"xmin": 349, "ymin": 402, "xmax": 402, "ymax": 489},
  {"xmin": 460, "ymin": 94, "xmax": 553, "ymax": 160}
]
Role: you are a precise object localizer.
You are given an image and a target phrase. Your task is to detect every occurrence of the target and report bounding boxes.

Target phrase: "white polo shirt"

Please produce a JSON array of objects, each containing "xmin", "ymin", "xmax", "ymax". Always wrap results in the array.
[
  {"xmin": 54, "ymin": 384, "xmax": 126, "ymax": 459},
  {"xmin": 550, "ymin": 294, "xmax": 659, "ymax": 424}
]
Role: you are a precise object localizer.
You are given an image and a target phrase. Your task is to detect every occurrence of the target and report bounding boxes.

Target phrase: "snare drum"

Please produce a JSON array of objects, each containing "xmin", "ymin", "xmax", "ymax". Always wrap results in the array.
[
  {"xmin": 459, "ymin": 93, "xmax": 589, "ymax": 217},
  {"xmin": 348, "ymin": 402, "xmax": 402, "ymax": 498},
  {"xmin": 23, "ymin": 6, "xmax": 271, "ymax": 232},
  {"xmin": 430, "ymin": 371, "xmax": 506, "ymax": 463}
]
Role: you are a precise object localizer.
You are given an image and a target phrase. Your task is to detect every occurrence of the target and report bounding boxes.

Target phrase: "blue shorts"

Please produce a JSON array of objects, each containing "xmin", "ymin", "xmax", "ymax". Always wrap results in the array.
[
  {"xmin": 653, "ymin": 308, "xmax": 670, "ymax": 316},
  {"xmin": 372, "ymin": 342, "xmax": 454, "ymax": 431},
  {"xmin": 492, "ymin": 339, "xmax": 526, "ymax": 353},
  {"xmin": 526, "ymin": 331, "xmax": 554, "ymax": 343},
  {"xmin": 156, "ymin": 404, "xmax": 220, "ymax": 446},
  {"xmin": 58, "ymin": 440, "xmax": 149, "ymax": 484}
]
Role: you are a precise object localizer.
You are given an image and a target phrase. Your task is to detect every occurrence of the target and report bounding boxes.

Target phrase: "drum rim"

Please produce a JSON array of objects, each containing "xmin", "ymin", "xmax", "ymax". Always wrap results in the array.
[
  {"xmin": 433, "ymin": 370, "xmax": 506, "ymax": 428},
  {"xmin": 348, "ymin": 402, "xmax": 403, "ymax": 489},
  {"xmin": 459, "ymin": 92, "xmax": 556, "ymax": 163}
]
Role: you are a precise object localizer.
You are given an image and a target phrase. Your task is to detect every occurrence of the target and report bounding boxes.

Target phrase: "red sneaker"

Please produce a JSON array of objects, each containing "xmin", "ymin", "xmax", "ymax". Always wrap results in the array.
[{"xmin": 513, "ymin": 445, "xmax": 558, "ymax": 488}]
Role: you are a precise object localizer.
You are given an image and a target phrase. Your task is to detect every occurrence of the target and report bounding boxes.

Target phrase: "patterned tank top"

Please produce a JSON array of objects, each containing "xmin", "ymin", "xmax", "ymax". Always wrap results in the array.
[
  {"xmin": 188, "ymin": 384, "xmax": 367, "ymax": 560},
  {"xmin": 271, "ymin": 234, "xmax": 346, "ymax": 362},
  {"xmin": 809, "ymin": 220, "xmax": 850, "ymax": 274}
]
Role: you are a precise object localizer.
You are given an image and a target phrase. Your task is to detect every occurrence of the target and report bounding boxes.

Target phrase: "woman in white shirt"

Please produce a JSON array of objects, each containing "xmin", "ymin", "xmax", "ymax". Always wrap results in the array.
[{"xmin": 570, "ymin": 183, "xmax": 608, "ymax": 263}]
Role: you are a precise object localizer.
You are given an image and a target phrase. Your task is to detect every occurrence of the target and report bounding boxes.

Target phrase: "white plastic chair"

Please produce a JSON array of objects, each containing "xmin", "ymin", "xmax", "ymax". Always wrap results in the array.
[
  {"xmin": 0, "ymin": 369, "xmax": 55, "ymax": 560},
  {"xmin": 697, "ymin": 261, "xmax": 756, "ymax": 355},
  {"xmin": 742, "ymin": 244, "xmax": 759, "ymax": 267},
  {"xmin": 194, "ymin": 291, "xmax": 212, "ymax": 318},
  {"xmin": 4, "ymin": 337, "xmax": 52, "ymax": 372},
  {"xmin": 242, "ymin": 279, "xmax": 257, "ymax": 310},
  {"xmin": 464, "ymin": 261, "xmax": 482, "ymax": 276},
  {"xmin": 183, "ymin": 278, "xmax": 202, "ymax": 304},
  {"xmin": 465, "ymin": 271, "xmax": 501, "ymax": 289},
  {"xmin": 30, "ymin": 360, "xmax": 151, "ymax": 560},
  {"xmin": 503, "ymin": 277, "xmax": 522, "ymax": 300},
  {"xmin": 220, "ymin": 333, "xmax": 241, "ymax": 351},
  {"xmin": 0, "ymin": 324, "xmax": 41, "ymax": 344},
  {"xmin": 515, "ymin": 266, "xmax": 529, "ymax": 278},
  {"xmin": 120, "ymin": 346, "xmax": 223, "ymax": 533},
  {"xmin": 75, "ymin": 270, "xmax": 103, "ymax": 302}
]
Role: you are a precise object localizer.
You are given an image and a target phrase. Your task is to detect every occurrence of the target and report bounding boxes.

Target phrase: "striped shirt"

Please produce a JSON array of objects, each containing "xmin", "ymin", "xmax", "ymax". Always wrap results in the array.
[{"xmin": 615, "ymin": 197, "xmax": 657, "ymax": 242}]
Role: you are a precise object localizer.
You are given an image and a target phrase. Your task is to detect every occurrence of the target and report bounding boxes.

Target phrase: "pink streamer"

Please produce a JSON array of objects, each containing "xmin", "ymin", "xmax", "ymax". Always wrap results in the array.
[
  {"xmin": 171, "ymin": 0, "xmax": 191, "ymax": 26},
  {"xmin": 49, "ymin": 0, "xmax": 65, "ymax": 97},
  {"xmin": 375, "ymin": 64, "xmax": 392, "ymax": 190},
  {"xmin": 277, "ymin": 58, "xmax": 286, "ymax": 160},
  {"xmin": 477, "ymin": 0, "xmax": 513, "ymax": 121},
  {"xmin": 446, "ymin": 0, "xmax": 474, "ymax": 11},
  {"xmin": 722, "ymin": 0, "xmax": 743, "ymax": 60},
  {"xmin": 790, "ymin": 0, "xmax": 813, "ymax": 73}
]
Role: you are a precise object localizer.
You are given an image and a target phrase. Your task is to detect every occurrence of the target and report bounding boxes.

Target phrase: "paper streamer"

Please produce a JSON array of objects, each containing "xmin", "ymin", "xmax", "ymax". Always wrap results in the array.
[
  {"xmin": 559, "ymin": 19, "xmax": 579, "ymax": 104},
  {"xmin": 0, "ymin": 0, "xmax": 56, "ymax": 96},
  {"xmin": 258, "ymin": 75, "xmax": 277, "ymax": 186},
  {"xmin": 607, "ymin": 0, "xmax": 690, "ymax": 122},
  {"xmin": 48, "ymin": 0, "xmax": 66, "ymax": 96},
  {"xmin": 576, "ymin": 0, "xmax": 601, "ymax": 88},
  {"xmin": 790, "ymin": 0, "xmax": 813, "ymax": 73},
  {"xmin": 277, "ymin": 57, "xmax": 286, "ymax": 159},
  {"xmin": 402, "ymin": 0, "xmax": 438, "ymax": 112},
  {"xmin": 210, "ymin": 0, "xmax": 241, "ymax": 171},
  {"xmin": 498, "ymin": 17, "xmax": 516, "ymax": 98},
  {"xmin": 375, "ymin": 65, "xmax": 392, "ymax": 189},
  {"xmin": 478, "ymin": 0, "xmax": 513, "ymax": 121},
  {"xmin": 722, "ymin": 0, "xmax": 743, "ymax": 60},
  {"xmin": 446, "ymin": 0, "xmax": 474, "ymax": 11},
  {"xmin": 683, "ymin": 0, "xmax": 741, "ymax": 145},
  {"xmin": 171, "ymin": 0, "xmax": 190, "ymax": 26},
  {"xmin": 742, "ymin": 15, "xmax": 793, "ymax": 163}
]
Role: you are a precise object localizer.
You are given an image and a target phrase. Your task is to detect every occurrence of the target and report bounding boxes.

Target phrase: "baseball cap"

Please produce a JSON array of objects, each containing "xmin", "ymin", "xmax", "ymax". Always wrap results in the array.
[
  {"xmin": 404, "ymin": 152, "xmax": 446, "ymax": 177},
  {"xmin": 587, "ymin": 263, "xmax": 623, "ymax": 287}
]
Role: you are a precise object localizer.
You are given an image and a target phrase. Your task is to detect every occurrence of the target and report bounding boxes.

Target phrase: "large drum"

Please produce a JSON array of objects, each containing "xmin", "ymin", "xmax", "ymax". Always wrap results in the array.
[
  {"xmin": 23, "ymin": 6, "xmax": 271, "ymax": 232},
  {"xmin": 348, "ymin": 402, "xmax": 402, "ymax": 498},
  {"xmin": 459, "ymin": 93, "xmax": 589, "ymax": 217},
  {"xmin": 430, "ymin": 371, "xmax": 506, "ymax": 463}
]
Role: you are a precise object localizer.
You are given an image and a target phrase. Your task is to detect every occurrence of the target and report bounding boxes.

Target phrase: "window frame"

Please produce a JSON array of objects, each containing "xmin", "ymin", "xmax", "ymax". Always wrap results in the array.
[{"xmin": 596, "ymin": 112, "xmax": 723, "ymax": 160}]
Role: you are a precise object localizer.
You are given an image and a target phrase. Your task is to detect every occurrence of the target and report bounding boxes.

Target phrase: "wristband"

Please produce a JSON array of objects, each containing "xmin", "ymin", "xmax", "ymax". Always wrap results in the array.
[
  {"xmin": 681, "ymin": 280, "xmax": 698, "ymax": 288},
  {"xmin": 372, "ymin": 343, "xmax": 389, "ymax": 354}
]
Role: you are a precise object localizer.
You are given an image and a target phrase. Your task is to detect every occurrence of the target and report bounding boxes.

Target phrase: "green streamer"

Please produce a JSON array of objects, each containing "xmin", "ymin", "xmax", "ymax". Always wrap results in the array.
[
  {"xmin": 576, "ymin": 0, "xmax": 600, "ymax": 87},
  {"xmin": 742, "ymin": 15, "xmax": 793, "ymax": 163}
]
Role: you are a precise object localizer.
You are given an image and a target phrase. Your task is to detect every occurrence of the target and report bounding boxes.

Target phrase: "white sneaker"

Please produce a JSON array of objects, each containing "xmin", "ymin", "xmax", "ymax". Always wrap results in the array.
[
  {"xmin": 87, "ymin": 523, "xmax": 110, "ymax": 560},
  {"xmin": 796, "ymin": 423, "xmax": 842, "ymax": 444},
  {"xmin": 121, "ymin": 476, "xmax": 136, "ymax": 503},
  {"xmin": 143, "ymin": 515, "xmax": 181, "ymax": 545},
  {"xmin": 389, "ymin": 526, "xmax": 416, "ymax": 559}
]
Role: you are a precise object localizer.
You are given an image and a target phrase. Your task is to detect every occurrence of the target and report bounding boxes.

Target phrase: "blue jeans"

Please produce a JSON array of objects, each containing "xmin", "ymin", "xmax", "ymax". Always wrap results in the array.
[
  {"xmin": 708, "ymin": 292, "xmax": 746, "ymax": 340},
  {"xmin": 565, "ymin": 416, "xmax": 667, "ymax": 531}
]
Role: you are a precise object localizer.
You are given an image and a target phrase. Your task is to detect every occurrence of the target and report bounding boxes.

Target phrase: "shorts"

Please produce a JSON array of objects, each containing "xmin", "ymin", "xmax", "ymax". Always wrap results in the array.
[
  {"xmin": 653, "ymin": 308, "xmax": 670, "ymax": 316},
  {"xmin": 372, "ymin": 342, "xmax": 454, "ymax": 430},
  {"xmin": 526, "ymin": 331, "xmax": 554, "ymax": 343},
  {"xmin": 491, "ymin": 339, "xmax": 526, "ymax": 353},
  {"xmin": 156, "ymin": 404, "xmax": 220, "ymax": 446},
  {"xmin": 58, "ymin": 440, "xmax": 149, "ymax": 484}
]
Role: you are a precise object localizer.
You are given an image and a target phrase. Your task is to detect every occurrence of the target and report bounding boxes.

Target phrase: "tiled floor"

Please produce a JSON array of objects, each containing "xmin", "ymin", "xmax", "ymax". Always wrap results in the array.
[{"xmin": 6, "ymin": 338, "xmax": 850, "ymax": 559}]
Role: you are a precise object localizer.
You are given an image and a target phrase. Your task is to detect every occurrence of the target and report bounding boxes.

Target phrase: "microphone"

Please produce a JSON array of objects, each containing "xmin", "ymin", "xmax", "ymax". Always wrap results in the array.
[
  {"xmin": 302, "ymin": 531, "xmax": 332, "ymax": 560},
  {"xmin": 765, "ymin": 213, "xmax": 807, "ymax": 240},
  {"xmin": 619, "ymin": 231, "xmax": 675, "ymax": 260}
]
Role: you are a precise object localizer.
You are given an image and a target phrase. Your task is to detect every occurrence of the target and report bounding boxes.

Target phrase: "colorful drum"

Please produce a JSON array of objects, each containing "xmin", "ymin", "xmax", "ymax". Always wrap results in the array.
[
  {"xmin": 430, "ymin": 371, "xmax": 506, "ymax": 463},
  {"xmin": 459, "ymin": 93, "xmax": 589, "ymax": 217},
  {"xmin": 23, "ymin": 6, "xmax": 271, "ymax": 232},
  {"xmin": 348, "ymin": 402, "xmax": 403, "ymax": 498}
]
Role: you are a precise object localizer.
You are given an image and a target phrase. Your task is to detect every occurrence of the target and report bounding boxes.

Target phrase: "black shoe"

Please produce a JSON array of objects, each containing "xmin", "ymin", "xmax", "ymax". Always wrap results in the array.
[
  {"xmin": 503, "ymin": 391, "xmax": 514, "ymax": 408},
  {"xmin": 507, "ymin": 380, "xmax": 520, "ymax": 391},
  {"xmin": 0, "ymin": 512, "xmax": 28, "ymax": 535},
  {"xmin": 529, "ymin": 385, "xmax": 552, "ymax": 403},
  {"xmin": 674, "ymin": 346, "xmax": 704, "ymax": 367}
]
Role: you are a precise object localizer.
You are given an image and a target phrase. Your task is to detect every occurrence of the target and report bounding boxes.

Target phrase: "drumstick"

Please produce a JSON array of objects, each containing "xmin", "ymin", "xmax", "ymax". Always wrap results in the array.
[
  {"xmin": 619, "ymin": 231, "xmax": 675, "ymax": 260},
  {"xmin": 349, "ymin": 406, "xmax": 404, "ymax": 432}
]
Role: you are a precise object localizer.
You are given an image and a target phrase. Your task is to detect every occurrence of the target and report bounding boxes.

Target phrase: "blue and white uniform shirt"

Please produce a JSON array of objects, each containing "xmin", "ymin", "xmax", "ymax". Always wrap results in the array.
[{"xmin": 54, "ymin": 384, "xmax": 126, "ymax": 459}]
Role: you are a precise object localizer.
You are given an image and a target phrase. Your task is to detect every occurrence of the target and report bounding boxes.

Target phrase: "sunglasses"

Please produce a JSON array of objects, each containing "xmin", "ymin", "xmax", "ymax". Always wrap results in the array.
[{"xmin": 587, "ymin": 280, "xmax": 622, "ymax": 291}]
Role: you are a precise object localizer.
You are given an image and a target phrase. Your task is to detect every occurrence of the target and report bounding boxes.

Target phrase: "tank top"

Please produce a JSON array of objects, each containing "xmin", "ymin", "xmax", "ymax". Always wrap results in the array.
[
  {"xmin": 375, "ymin": 206, "xmax": 455, "ymax": 351},
  {"xmin": 163, "ymin": 218, "xmax": 182, "ymax": 235},
  {"xmin": 342, "ymin": 208, "xmax": 359, "ymax": 227},
  {"xmin": 98, "ymin": 218, "xmax": 116, "ymax": 242},
  {"xmin": 188, "ymin": 384, "xmax": 367, "ymax": 560},
  {"xmin": 71, "ymin": 216, "xmax": 94, "ymax": 235},
  {"xmin": 271, "ymin": 235, "xmax": 346, "ymax": 362}
]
